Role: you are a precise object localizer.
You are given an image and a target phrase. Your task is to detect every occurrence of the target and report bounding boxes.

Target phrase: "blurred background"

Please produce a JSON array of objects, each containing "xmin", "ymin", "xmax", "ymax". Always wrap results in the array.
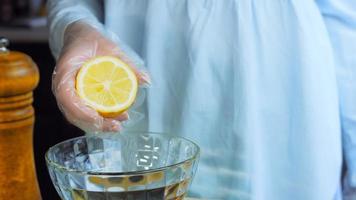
[{"xmin": 0, "ymin": 0, "xmax": 83, "ymax": 199}]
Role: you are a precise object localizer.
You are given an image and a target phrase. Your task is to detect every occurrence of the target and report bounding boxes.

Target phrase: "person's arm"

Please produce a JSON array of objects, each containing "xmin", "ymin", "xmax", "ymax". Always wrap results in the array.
[
  {"xmin": 47, "ymin": 0, "xmax": 103, "ymax": 59},
  {"xmin": 316, "ymin": 0, "xmax": 356, "ymax": 196},
  {"xmin": 47, "ymin": 1, "xmax": 149, "ymax": 133}
]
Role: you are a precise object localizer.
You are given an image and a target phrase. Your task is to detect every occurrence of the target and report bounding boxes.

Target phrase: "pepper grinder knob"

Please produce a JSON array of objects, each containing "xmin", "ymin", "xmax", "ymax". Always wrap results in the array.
[{"xmin": 0, "ymin": 37, "xmax": 9, "ymax": 53}]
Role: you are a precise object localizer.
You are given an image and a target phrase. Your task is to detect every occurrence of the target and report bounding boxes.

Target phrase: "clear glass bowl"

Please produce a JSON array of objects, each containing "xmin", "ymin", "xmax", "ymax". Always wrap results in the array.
[{"xmin": 46, "ymin": 132, "xmax": 200, "ymax": 200}]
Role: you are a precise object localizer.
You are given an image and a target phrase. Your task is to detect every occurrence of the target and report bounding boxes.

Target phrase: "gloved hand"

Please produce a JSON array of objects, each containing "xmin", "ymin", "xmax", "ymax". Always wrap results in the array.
[{"xmin": 52, "ymin": 20, "xmax": 150, "ymax": 133}]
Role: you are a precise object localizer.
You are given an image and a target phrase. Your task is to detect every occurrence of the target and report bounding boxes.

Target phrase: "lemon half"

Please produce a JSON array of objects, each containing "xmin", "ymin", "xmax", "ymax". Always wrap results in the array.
[{"xmin": 76, "ymin": 56, "xmax": 138, "ymax": 117}]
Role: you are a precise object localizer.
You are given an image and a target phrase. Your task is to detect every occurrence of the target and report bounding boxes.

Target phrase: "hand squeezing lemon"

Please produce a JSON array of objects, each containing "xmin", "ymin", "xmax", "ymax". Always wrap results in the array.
[{"xmin": 76, "ymin": 56, "xmax": 138, "ymax": 117}]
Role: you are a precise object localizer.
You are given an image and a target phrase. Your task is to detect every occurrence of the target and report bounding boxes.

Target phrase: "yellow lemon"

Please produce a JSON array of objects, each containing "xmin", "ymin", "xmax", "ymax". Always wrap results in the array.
[{"xmin": 76, "ymin": 56, "xmax": 138, "ymax": 117}]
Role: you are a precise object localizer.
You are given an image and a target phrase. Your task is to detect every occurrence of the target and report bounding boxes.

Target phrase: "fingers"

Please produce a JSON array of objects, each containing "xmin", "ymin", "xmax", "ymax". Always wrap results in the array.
[
  {"xmin": 53, "ymin": 28, "xmax": 145, "ymax": 133},
  {"xmin": 101, "ymin": 118, "xmax": 122, "ymax": 132},
  {"xmin": 99, "ymin": 112, "xmax": 129, "ymax": 132},
  {"xmin": 57, "ymin": 83, "xmax": 123, "ymax": 133},
  {"xmin": 136, "ymin": 71, "xmax": 151, "ymax": 85},
  {"xmin": 113, "ymin": 112, "xmax": 129, "ymax": 121},
  {"xmin": 53, "ymin": 65, "xmax": 125, "ymax": 133}
]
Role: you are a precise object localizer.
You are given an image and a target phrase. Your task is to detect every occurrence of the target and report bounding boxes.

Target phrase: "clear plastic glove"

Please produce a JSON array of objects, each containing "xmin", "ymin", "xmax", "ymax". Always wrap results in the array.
[{"xmin": 52, "ymin": 20, "xmax": 150, "ymax": 133}]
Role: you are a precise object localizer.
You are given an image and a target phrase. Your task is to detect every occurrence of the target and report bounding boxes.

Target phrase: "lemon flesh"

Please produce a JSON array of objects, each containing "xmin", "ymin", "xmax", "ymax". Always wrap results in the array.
[{"xmin": 76, "ymin": 56, "xmax": 138, "ymax": 117}]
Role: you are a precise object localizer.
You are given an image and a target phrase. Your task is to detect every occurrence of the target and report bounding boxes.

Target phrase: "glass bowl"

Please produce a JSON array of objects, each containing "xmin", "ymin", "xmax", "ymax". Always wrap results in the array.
[{"xmin": 46, "ymin": 132, "xmax": 200, "ymax": 200}]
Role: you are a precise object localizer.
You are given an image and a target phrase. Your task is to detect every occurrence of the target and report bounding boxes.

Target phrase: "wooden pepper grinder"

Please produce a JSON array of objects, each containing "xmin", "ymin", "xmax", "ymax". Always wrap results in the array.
[{"xmin": 0, "ymin": 38, "xmax": 41, "ymax": 199}]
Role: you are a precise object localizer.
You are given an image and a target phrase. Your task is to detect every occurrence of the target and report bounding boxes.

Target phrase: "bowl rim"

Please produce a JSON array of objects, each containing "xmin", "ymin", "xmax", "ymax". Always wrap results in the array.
[{"xmin": 45, "ymin": 131, "xmax": 200, "ymax": 176}]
